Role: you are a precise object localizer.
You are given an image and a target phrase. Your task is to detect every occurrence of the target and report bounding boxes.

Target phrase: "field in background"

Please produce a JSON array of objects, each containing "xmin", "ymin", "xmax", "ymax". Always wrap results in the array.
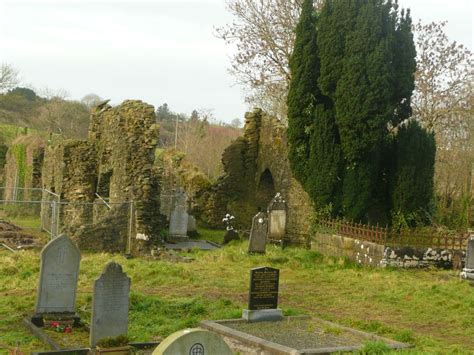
[{"xmin": 0, "ymin": 228, "xmax": 473, "ymax": 353}]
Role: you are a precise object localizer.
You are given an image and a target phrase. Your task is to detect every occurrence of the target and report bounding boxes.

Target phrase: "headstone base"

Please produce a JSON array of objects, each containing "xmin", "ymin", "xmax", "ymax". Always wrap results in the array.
[
  {"xmin": 460, "ymin": 268, "xmax": 474, "ymax": 280},
  {"xmin": 242, "ymin": 309, "xmax": 283, "ymax": 322},
  {"xmin": 31, "ymin": 313, "xmax": 81, "ymax": 327}
]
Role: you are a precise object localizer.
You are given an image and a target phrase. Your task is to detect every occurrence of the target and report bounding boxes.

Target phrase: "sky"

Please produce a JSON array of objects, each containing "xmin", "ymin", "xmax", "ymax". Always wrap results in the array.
[{"xmin": 0, "ymin": 0, "xmax": 472, "ymax": 123}]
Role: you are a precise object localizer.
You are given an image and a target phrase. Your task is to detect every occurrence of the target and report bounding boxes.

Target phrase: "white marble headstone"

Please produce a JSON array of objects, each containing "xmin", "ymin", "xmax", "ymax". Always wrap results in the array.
[
  {"xmin": 90, "ymin": 262, "xmax": 131, "ymax": 347},
  {"xmin": 466, "ymin": 238, "xmax": 474, "ymax": 269},
  {"xmin": 35, "ymin": 235, "xmax": 81, "ymax": 314}
]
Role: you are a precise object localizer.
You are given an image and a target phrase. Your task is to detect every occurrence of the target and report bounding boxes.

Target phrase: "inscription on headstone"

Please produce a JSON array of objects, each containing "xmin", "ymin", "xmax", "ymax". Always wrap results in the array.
[
  {"xmin": 267, "ymin": 193, "xmax": 287, "ymax": 240},
  {"xmin": 90, "ymin": 262, "xmax": 131, "ymax": 347},
  {"xmin": 169, "ymin": 188, "xmax": 188, "ymax": 239},
  {"xmin": 35, "ymin": 235, "xmax": 81, "ymax": 314},
  {"xmin": 248, "ymin": 212, "xmax": 268, "ymax": 253},
  {"xmin": 248, "ymin": 267, "xmax": 279, "ymax": 310}
]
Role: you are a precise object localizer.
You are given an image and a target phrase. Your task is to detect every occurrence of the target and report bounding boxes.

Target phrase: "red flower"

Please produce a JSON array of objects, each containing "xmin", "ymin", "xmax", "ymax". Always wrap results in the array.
[
  {"xmin": 51, "ymin": 322, "xmax": 60, "ymax": 328},
  {"xmin": 64, "ymin": 326, "xmax": 72, "ymax": 334}
]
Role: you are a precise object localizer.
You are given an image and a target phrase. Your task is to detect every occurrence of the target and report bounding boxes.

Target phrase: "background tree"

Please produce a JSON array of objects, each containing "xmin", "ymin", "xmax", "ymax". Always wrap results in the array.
[
  {"xmin": 35, "ymin": 98, "xmax": 90, "ymax": 138},
  {"xmin": 413, "ymin": 21, "xmax": 473, "ymax": 228},
  {"xmin": 81, "ymin": 93, "xmax": 103, "ymax": 108},
  {"xmin": 0, "ymin": 64, "xmax": 20, "ymax": 93},
  {"xmin": 217, "ymin": 0, "xmax": 324, "ymax": 120}
]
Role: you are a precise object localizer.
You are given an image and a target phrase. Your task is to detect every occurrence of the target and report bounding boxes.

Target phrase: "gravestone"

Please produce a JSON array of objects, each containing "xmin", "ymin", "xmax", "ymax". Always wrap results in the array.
[
  {"xmin": 169, "ymin": 188, "xmax": 189, "ymax": 241},
  {"xmin": 267, "ymin": 192, "xmax": 287, "ymax": 241},
  {"xmin": 248, "ymin": 212, "xmax": 268, "ymax": 253},
  {"xmin": 187, "ymin": 215, "xmax": 196, "ymax": 233},
  {"xmin": 461, "ymin": 237, "xmax": 474, "ymax": 280},
  {"xmin": 160, "ymin": 194, "xmax": 174, "ymax": 221},
  {"xmin": 223, "ymin": 229, "xmax": 239, "ymax": 244},
  {"xmin": 242, "ymin": 266, "xmax": 283, "ymax": 322},
  {"xmin": 33, "ymin": 235, "xmax": 81, "ymax": 326},
  {"xmin": 90, "ymin": 262, "xmax": 131, "ymax": 348},
  {"xmin": 152, "ymin": 328, "xmax": 232, "ymax": 355}
]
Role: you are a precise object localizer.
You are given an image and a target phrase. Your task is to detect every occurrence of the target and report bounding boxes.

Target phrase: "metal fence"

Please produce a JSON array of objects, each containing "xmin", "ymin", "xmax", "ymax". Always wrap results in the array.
[
  {"xmin": 318, "ymin": 218, "xmax": 469, "ymax": 251},
  {"xmin": 0, "ymin": 187, "xmax": 135, "ymax": 251},
  {"xmin": 0, "ymin": 187, "xmax": 59, "ymax": 239}
]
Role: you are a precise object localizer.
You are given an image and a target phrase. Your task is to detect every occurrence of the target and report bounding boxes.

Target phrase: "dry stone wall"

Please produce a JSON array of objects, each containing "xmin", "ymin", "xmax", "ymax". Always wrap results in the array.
[
  {"xmin": 198, "ymin": 108, "xmax": 314, "ymax": 245},
  {"xmin": 312, "ymin": 232, "xmax": 465, "ymax": 268}
]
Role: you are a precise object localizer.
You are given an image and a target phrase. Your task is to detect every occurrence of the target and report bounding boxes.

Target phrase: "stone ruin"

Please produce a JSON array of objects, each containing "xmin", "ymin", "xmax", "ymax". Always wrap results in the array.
[
  {"xmin": 41, "ymin": 100, "xmax": 162, "ymax": 252},
  {"xmin": 196, "ymin": 108, "xmax": 314, "ymax": 245},
  {"xmin": 2, "ymin": 135, "xmax": 45, "ymax": 201}
]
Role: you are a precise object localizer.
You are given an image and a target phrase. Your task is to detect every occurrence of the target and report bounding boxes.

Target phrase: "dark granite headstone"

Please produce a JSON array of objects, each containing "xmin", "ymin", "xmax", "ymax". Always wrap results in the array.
[
  {"xmin": 248, "ymin": 212, "xmax": 268, "ymax": 253},
  {"xmin": 248, "ymin": 267, "xmax": 279, "ymax": 310}
]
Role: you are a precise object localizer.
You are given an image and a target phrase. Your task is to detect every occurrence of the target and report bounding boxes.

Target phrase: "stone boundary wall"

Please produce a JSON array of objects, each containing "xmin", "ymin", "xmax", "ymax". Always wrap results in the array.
[{"xmin": 312, "ymin": 232, "xmax": 466, "ymax": 269}]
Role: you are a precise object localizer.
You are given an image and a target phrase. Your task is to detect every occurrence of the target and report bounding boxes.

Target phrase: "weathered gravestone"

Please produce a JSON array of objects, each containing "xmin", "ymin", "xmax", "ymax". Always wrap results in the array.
[
  {"xmin": 90, "ymin": 262, "xmax": 131, "ymax": 348},
  {"xmin": 242, "ymin": 266, "xmax": 283, "ymax": 322},
  {"xmin": 169, "ymin": 188, "xmax": 189, "ymax": 241},
  {"xmin": 33, "ymin": 235, "xmax": 81, "ymax": 326},
  {"xmin": 267, "ymin": 192, "xmax": 287, "ymax": 241},
  {"xmin": 160, "ymin": 193, "xmax": 174, "ymax": 221},
  {"xmin": 152, "ymin": 328, "xmax": 232, "ymax": 355},
  {"xmin": 461, "ymin": 237, "xmax": 474, "ymax": 280},
  {"xmin": 248, "ymin": 212, "xmax": 268, "ymax": 253},
  {"xmin": 187, "ymin": 215, "xmax": 196, "ymax": 233}
]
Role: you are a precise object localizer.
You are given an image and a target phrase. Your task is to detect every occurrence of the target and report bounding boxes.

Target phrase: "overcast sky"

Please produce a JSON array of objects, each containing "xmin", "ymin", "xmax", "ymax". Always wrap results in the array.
[{"xmin": 0, "ymin": 0, "xmax": 472, "ymax": 123}]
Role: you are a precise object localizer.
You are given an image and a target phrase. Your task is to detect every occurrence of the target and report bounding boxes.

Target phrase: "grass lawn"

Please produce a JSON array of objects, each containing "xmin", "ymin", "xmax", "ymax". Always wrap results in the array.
[{"xmin": 0, "ymin": 228, "xmax": 473, "ymax": 354}]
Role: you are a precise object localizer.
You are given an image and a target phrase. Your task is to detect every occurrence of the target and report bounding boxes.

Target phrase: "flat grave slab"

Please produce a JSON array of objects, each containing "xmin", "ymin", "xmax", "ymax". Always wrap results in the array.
[
  {"xmin": 164, "ymin": 240, "xmax": 221, "ymax": 250},
  {"xmin": 201, "ymin": 316, "xmax": 412, "ymax": 354}
]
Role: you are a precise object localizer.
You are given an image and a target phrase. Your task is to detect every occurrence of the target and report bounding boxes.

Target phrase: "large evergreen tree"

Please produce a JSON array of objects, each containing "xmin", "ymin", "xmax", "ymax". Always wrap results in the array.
[
  {"xmin": 288, "ymin": 0, "xmax": 342, "ymax": 214},
  {"xmin": 287, "ymin": 0, "xmax": 320, "ymax": 185},
  {"xmin": 287, "ymin": 0, "xmax": 433, "ymax": 224},
  {"xmin": 390, "ymin": 121, "xmax": 436, "ymax": 224}
]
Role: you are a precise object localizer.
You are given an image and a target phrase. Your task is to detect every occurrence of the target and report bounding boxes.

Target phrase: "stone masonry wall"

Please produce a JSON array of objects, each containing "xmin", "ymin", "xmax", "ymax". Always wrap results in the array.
[{"xmin": 198, "ymin": 108, "xmax": 314, "ymax": 245}]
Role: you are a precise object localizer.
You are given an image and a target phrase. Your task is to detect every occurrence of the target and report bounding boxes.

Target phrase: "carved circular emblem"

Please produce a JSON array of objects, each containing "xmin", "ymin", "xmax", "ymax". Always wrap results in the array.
[{"xmin": 189, "ymin": 343, "xmax": 204, "ymax": 355}]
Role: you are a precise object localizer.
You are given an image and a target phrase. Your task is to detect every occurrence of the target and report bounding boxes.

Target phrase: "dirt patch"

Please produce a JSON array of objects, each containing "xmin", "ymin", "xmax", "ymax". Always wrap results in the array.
[{"xmin": 0, "ymin": 220, "xmax": 43, "ymax": 249}]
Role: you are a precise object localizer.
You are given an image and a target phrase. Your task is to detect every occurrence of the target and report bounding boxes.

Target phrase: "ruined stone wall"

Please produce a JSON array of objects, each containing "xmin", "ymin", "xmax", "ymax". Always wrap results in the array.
[
  {"xmin": 42, "ymin": 138, "xmax": 97, "ymax": 228},
  {"xmin": 157, "ymin": 149, "xmax": 211, "ymax": 220},
  {"xmin": 88, "ymin": 100, "xmax": 161, "ymax": 241},
  {"xmin": 198, "ymin": 108, "xmax": 314, "ymax": 244},
  {"xmin": 3, "ymin": 135, "xmax": 45, "ymax": 201},
  {"xmin": 41, "ymin": 100, "xmax": 162, "ymax": 251}
]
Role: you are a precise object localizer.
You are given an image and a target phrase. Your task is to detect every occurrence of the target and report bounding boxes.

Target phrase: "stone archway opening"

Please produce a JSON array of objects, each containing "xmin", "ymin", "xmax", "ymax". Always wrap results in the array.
[{"xmin": 255, "ymin": 169, "xmax": 276, "ymax": 211}]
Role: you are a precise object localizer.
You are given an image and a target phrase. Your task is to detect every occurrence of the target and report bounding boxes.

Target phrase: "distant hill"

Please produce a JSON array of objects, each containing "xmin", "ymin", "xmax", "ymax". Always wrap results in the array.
[{"xmin": 0, "ymin": 87, "xmax": 90, "ymax": 139}]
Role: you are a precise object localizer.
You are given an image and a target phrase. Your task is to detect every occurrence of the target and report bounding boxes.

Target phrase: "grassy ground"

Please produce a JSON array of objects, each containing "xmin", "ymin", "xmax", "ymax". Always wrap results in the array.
[{"xmin": 0, "ymin": 228, "xmax": 473, "ymax": 354}]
